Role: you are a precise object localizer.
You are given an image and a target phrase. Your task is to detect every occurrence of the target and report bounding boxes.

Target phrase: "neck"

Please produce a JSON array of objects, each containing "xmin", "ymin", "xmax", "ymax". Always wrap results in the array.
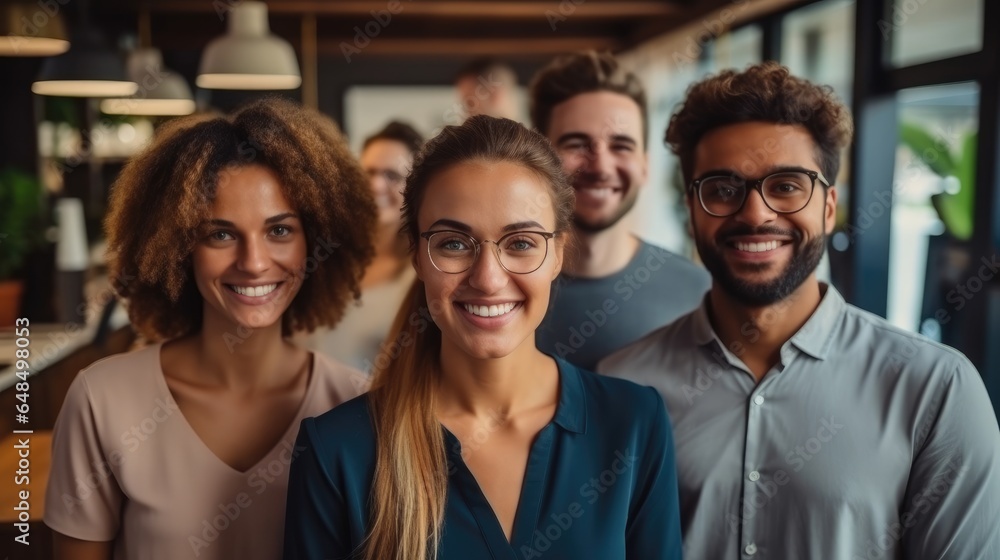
[
  {"xmin": 363, "ymin": 224, "xmax": 407, "ymax": 288},
  {"xmin": 195, "ymin": 309, "xmax": 296, "ymax": 390},
  {"xmin": 563, "ymin": 219, "xmax": 639, "ymax": 278},
  {"xmin": 706, "ymin": 277, "xmax": 824, "ymax": 380},
  {"xmin": 435, "ymin": 338, "xmax": 557, "ymax": 421}
]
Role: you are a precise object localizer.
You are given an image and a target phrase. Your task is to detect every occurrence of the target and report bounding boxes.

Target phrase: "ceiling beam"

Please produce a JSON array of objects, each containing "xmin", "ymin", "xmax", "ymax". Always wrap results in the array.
[
  {"xmin": 319, "ymin": 36, "xmax": 620, "ymax": 56},
  {"xmin": 140, "ymin": 1, "xmax": 680, "ymax": 18}
]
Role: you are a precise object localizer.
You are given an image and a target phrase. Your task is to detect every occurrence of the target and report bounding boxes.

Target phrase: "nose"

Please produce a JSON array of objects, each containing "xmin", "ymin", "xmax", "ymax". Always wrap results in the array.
[
  {"xmin": 237, "ymin": 235, "xmax": 270, "ymax": 274},
  {"xmin": 583, "ymin": 142, "xmax": 614, "ymax": 179},
  {"xmin": 466, "ymin": 241, "xmax": 509, "ymax": 294},
  {"xmin": 734, "ymin": 186, "xmax": 777, "ymax": 227}
]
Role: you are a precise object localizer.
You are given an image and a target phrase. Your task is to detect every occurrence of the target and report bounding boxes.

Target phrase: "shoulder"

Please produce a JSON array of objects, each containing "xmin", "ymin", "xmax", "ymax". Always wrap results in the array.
[
  {"xmin": 839, "ymin": 303, "xmax": 974, "ymax": 375},
  {"xmin": 560, "ymin": 359, "xmax": 666, "ymax": 429},
  {"xmin": 71, "ymin": 343, "xmax": 162, "ymax": 396},
  {"xmin": 301, "ymin": 394, "xmax": 377, "ymax": 462},
  {"xmin": 311, "ymin": 351, "xmax": 370, "ymax": 399},
  {"xmin": 634, "ymin": 240, "xmax": 710, "ymax": 282},
  {"xmin": 598, "ymin": 310, "xmax": 699, "ymax": 375}
]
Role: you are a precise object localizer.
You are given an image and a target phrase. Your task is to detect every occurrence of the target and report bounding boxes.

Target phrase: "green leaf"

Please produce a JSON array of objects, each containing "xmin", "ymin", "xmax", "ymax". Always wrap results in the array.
[{"xmin": 899, "ymin": 122, "xmax": 955, "ymax": 176}]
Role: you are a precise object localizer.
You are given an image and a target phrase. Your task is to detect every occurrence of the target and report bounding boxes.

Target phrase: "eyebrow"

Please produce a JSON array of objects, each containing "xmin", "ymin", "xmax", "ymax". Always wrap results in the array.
[
  {"xmin": 697, "ymin": 165, "xmax": 813, "ymax": 178},
  {"xmin": 555, "ymin": 132, "xmax": 639, "ymax": 148},
  {"xmin": 427, "ymin": 219, "xmax": 547, "ymax": 233},
  {"xmin": 206, "ymin": 213, "xmax": 300, "ymax": 228}
]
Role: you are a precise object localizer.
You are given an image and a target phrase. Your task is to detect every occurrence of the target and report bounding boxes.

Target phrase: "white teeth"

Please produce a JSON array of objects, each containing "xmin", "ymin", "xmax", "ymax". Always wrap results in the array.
[
  {"xmin": 735, "ymin": 241, "xmax": 781, "ymax": 253},
  {"xmin": 463, "ymin": 302, "xmax": 516, "ymax": 317},
  {"xmin": 230, "ymin": 283, "xmax": 278, "ymax": 297}
]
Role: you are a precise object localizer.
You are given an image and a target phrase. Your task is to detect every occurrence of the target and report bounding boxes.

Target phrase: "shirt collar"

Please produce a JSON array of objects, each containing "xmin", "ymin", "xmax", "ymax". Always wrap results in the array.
[
  {"xmin": 787, "ymin": 283, "xmax": 845, "ymax": 360},
  {"xmin": 551, "ymin": 357, "xmax": 587, "ymax": 434},
  {"xmin": 688, "ymin": 283, "xmax": 846, "ymax": 361}
]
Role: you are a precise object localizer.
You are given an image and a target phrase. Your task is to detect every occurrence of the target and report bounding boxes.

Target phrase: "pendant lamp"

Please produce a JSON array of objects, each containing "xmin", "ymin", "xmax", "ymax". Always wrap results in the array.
[
  {"xmin": 32, "ymin": 26, "xmax": 136, "ymax": 97},
  {"xmin": 0, "ymin": 1, "xmax": 70, "ymax": 56},
  {"xmin": 101, "ymin": 48, "xmax": 195, "ymax": 116},
  {"xmin": 197, "ymin": 1, "xmax": 301, "ymax": 90}
]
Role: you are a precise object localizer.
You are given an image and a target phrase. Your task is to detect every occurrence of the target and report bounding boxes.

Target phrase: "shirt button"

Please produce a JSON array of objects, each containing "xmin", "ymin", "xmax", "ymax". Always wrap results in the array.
[
  {"xmin": 745, "ymin": 543, "xmax": 758, "ymax": 555},
  {"xmin": 753, "ymin": 395, "xmax": 765, "ymax": 406},
  {"xmin": 748, "ymin": 470, "xmax": 760, "ymax": 481}
]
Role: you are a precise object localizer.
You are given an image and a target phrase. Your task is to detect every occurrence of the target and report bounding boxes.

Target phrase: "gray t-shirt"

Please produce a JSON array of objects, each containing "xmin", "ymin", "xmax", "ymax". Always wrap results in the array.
[
  {"xmin": 599, "ymin": 285, "xmax": 1000, "ymax": 559},
  {"xmin": 536, "ymin": 239, "xmax": 710, "ymax": 371}
]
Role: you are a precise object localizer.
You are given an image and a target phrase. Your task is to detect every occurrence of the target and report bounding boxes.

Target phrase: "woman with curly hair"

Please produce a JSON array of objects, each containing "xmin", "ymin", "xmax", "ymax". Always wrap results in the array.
[
  {"xmin": 44, "ymin": 98, "xmax": 376, "ymax": 560},
  {"xmin": 283, "ymin": 116, "xmax": 682, "ymax": 560}
]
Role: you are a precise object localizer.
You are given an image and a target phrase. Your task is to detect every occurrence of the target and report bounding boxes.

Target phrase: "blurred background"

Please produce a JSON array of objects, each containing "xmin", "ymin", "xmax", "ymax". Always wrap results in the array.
[{"xmin": 0, "ymin": 0, "xmax": 996, "ymax": 554}]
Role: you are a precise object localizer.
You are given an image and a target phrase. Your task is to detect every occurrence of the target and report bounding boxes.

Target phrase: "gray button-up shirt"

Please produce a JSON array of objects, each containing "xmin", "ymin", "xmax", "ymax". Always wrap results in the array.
[{"xmin": 599, "ymin": 285, "xmax": 1000, "ymax": 559}]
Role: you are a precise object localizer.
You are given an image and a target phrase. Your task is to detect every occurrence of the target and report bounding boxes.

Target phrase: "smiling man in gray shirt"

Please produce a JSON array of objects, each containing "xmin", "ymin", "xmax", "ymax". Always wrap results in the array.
[{"xmin": 600, "ymin": 62, "xmax": 1000, "ymax": 559}]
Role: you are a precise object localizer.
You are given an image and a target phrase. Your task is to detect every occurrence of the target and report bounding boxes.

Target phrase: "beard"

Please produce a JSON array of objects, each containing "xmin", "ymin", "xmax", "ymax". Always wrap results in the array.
[
  {"xmin": 695, "ymin": 223, "xmax": 826, "ymax": 307},
  {"xmin": 570, "ymin": 173, "xmax": 640, "ymax": 234}
]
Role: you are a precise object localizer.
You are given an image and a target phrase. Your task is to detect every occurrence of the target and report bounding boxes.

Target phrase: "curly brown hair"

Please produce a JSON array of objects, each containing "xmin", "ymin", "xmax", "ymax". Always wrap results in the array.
[
  {"xmin": 105, "ymin": 98, "xmax": 376, "ymax": 341},
  {"xmin": 665, "ymin": 61, "xmax": 854, "ymax": 185},
  {"xmin": 529, "ymin": 50, "xmax": 647, "ymax": 143}
]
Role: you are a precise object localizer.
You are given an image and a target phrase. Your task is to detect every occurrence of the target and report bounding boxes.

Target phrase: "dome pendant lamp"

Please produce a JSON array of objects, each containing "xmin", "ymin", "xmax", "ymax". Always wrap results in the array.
[{"xmin": 197, "ymin": 1, "xmax": 301, "ymax": 90}]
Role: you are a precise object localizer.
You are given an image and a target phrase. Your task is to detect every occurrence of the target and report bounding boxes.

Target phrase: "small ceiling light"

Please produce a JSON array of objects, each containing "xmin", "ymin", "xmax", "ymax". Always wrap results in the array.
[
  {"xmin": 32, "ymin": 27, "xmax": 137, "ymax": 97},
  {"xmin": 197, "ymin": 1, "xmax": 301, "ymax": 90},
  {"xmin": 100, "ymin": 48, "xmax": 195, "ymax": 116},
  {"xmin": 0, "ymin": 1, "xmax": 70, "ymax": 57}
]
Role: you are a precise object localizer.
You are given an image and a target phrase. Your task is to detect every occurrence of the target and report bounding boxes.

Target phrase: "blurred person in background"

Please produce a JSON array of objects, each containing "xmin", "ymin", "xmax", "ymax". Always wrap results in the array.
[
  {"xmin": 45, "ymin": 98, "xmax": 375, "ymax": 560},
  {"xmin": 300, "ymin": 120, "xmax": 423, "ymax": 371},
  {"xmin": 530, "ymin": 51, "xmax": 710, "ymax": 370},
  {"xmin": 455, "ymin": 57, "xmax": 521, "ymax": 121}
]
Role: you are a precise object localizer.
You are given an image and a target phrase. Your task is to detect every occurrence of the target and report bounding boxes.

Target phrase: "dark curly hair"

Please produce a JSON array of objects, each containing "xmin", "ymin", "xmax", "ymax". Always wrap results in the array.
[
  {"xmin": 665, "ymin": 61, "xmax": 854, "ymax": 185},
  {"xmin": 362, "ymin": 120, "xmax": 424, "ymax": 156},
  {"xmin": 529, "ymin": 50, "xmax": 647, "ymax": 144},
  {"xmin": 105, "ymin": 98, "xmax": 377, "ymax": 341}
]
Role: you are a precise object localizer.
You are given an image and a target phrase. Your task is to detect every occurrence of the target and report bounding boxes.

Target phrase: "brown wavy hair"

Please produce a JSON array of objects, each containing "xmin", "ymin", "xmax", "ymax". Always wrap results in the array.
[
  {"xmin": 529, "ymin": 50, "xmax": 648, "ymax": 143},
  {"xmin": 104, "ymin": 97, "xmax": 376, "ymax": 341},
  {"xmin": 665, "ymin": 61, "xmax": 854, "ymax": 184},
  {"xmin": 363, "ymin": 115, "xmax": 573, "ymax": 560}
]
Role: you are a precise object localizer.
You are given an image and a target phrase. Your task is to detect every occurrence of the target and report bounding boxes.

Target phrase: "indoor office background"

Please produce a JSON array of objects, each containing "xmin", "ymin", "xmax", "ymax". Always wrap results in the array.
[{"xmin": 0, "ymin": 0, "xmax": 996, "ymax": 556}]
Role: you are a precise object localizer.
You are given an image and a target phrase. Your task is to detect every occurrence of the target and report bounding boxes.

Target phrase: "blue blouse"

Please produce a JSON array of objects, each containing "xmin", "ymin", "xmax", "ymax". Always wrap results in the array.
[{"xmin": 283, "ymin": 357, "xmax": 682, "ymax": 560}]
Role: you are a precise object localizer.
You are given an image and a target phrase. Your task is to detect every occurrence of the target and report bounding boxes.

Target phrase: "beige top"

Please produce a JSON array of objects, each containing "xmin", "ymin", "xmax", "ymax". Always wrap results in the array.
[
  {"xmin": 298, "ymin": 267, "xmax": 416, "ymax": 372},
  {"xmin": 44, "ymin": 342, "xmax": 366, "ymax": 560}
]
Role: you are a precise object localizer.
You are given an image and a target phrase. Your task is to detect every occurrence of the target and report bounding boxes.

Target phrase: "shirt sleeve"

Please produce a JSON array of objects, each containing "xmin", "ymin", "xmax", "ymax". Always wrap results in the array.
[
  {"xmin": 901, "ymin": 358, "xmax": 1000, "ymax": 559},
  {"xmin": 625, "ymin": 387, "xmax": 683, "ymax": 560},
  {"xmin": 283, "ymin": 417, "xmax": 358, "ymax": 560},
  {"xmin": 43, "ymin": 372, "xmax": 123, "ymax": 541}
]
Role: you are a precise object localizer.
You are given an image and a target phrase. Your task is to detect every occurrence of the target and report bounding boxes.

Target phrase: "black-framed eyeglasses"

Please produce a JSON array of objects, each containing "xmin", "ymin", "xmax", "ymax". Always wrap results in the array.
[
  {"xmin": 690, "ymin": 168, "xmax": 831, "ymax": 217},
  {"xmin": 419, "ymin": 230, "xmax": 556, "ymax": 274}
]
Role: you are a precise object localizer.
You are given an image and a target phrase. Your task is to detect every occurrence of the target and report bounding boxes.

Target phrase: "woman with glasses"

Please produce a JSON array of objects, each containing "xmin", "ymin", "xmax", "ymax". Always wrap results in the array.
[
  {"xmin": 300, "ymin": 121, "xmax": 423, "ymax": 371},
  {"xmin": 283, "ymin": 115, "xmax": 682, "ymax": 560}
]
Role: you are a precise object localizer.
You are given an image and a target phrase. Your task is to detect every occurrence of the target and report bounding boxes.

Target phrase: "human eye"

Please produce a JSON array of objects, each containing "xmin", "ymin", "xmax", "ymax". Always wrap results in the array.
[
  {"xmin": 503, "ymin": 233, "xmax": 542, "ymax": 253},
  {"xmin": 434, "ymin": 234, "xmax": 472, "ymax": 253},
  {"xmin": 206, "ymin": 230, "xmax": 235, "ymax": 242},
  {"xmin": 766, "ymin": 174, "xmax": 810, "ymax": 197},
  {"xmin": 611, "ymin": 141, "xmax": 635, "ymax": 153},
  {"xmin": 270, "ymin": 224, "xmax": 294, "ymax": 237}
]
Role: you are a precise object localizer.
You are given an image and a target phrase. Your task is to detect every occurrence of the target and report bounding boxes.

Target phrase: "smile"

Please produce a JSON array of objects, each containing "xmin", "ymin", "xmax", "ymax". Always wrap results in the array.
[
  {"xmin": 732, "ymin": 241, "xmax": 785, "ymax": 253},
  {"xmin": 462, "ymin": 302, "xmax": 518, "ymax": 317},
  {"xmin": 227, "ymin": 283, "xmax": 279, "ymax": 297}
]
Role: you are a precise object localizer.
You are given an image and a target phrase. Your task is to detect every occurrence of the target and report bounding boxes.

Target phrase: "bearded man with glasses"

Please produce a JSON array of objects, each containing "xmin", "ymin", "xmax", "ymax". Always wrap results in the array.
[{"xmin": 599, "ymin": 62, "xmax": 1000, "ymax": 559}]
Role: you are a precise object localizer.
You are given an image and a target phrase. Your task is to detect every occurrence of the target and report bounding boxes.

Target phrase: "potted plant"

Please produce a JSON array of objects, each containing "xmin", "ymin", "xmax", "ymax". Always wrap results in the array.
[{"xmin": 0, "ymin": 167, "xmax": 46, "ymax": 326}]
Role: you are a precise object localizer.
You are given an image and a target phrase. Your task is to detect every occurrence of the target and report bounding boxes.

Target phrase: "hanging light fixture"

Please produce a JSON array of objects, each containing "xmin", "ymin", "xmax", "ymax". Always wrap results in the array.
[
  {"xmin": 0, "ymin": 1, "xmax": 70, "ymax": 56},
  {"xmin": 31, "ymin": 0, "xmax": 136, "ymax": 98},
  {"xmin": 195, "ymin": 1, "xmax": 302, "ymax": 89},
  {"xmin": 100, "ymin": 10, "xmax": 194, "ymax": 117},
  {"xmin": 197, "ymin": 1, "xmax": 301, "ymax": 90},
  {"xmin": 100, "ymin": 48, "xmax": 195, "ymax": 116}
]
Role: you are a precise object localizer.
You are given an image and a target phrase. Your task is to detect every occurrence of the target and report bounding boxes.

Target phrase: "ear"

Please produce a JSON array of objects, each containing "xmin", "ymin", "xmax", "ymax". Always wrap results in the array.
[
  {"xmin": 824, "ymin": 186, "xmax": 838, "ymax": 235},
  {"xmin": 550, "ymin": 234, "xmax": 566, "ymax": 281},
  {"xmin": 637, "ymin": 149, "xmax": 650, "ymax": 190},
  {"xmin": 412, "ymin": 251, "xmax": 425, "ymax": 282}
]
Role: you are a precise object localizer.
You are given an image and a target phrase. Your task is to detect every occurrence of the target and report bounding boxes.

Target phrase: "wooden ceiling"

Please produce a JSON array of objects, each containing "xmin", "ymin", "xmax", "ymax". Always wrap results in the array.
[{"xmin": 86, "ymin": 0, "xmax": 742, "ymax": 58}]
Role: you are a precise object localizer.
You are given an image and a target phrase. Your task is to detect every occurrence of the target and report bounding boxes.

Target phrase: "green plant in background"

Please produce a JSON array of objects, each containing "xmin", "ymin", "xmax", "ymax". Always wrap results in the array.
[
  {"xmin": 0, "ymin": 168, "xmax": 46, "ymax": 280},
  {"xmin": 899, "ymin": 122, "xmax": 976, "ymax": 241}
]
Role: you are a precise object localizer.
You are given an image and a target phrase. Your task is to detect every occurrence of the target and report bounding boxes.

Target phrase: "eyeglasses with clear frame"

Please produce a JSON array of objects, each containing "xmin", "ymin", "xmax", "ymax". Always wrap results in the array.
[
  {"xmin": 690, "ymin": 168, "xmax": 831, "ymax": 217},
  {"xmin": 419, "ymin": 230, "xmax": 556, "ymax": 274}
]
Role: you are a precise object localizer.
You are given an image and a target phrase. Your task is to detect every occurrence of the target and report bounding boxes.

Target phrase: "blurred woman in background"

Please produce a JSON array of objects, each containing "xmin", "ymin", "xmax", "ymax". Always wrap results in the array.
[
  {"xmin": 45, "ymin": 98, "xmax": 376, "ymax": 560},
  {"xmin": 300, "ymin": 121, "xmax": 423, "ymax": 371}
]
